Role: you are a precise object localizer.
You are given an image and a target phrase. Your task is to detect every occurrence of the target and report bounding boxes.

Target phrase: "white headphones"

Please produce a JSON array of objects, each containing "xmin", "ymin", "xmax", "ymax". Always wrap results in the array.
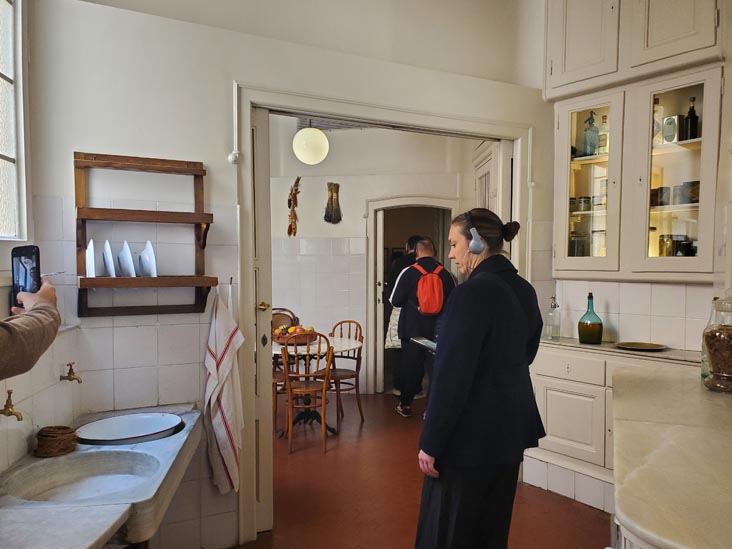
[{"xmin": 464, "ymin": 211, "xmax": 485, "ymax": 254}]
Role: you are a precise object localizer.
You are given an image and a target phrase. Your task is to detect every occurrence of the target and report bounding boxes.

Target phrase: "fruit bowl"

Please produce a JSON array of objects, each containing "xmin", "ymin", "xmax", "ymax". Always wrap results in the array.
[{"xmin": 272, "ymin": 332, "xmax": 317, "ymax": 345}]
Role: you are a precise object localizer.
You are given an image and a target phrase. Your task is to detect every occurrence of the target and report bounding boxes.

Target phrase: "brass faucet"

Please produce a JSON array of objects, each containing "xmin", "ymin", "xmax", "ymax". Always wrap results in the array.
[
  {"xmin": 60, "ymin": 362, "xmax": 82, "ymax": 384},
  {"xmin": 1, "ymin": 390, "xmax": 23, "ymax": 421}
]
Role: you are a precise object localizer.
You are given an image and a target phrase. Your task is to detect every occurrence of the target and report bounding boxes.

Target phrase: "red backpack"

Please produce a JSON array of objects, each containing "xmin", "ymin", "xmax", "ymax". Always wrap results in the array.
[{"xmin": 411, "ymin": 264, "xmax": 445, "ymax": 316}]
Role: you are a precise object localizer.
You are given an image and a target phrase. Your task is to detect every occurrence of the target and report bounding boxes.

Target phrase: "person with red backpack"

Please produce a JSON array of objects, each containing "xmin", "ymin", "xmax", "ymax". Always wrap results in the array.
[{"xmin": 389, "ymin": 238, "xmax": 455, "ymax": 418}]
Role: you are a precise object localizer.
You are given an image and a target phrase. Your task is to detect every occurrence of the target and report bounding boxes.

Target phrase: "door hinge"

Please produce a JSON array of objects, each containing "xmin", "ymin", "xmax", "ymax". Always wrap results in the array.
[
  {"xmin": 715, "ymin": 8, "xmax": 720, "ymax": 28},
  {"xmin": 549, "ymin": 59, "xmax": 553, "ymax": 76}
]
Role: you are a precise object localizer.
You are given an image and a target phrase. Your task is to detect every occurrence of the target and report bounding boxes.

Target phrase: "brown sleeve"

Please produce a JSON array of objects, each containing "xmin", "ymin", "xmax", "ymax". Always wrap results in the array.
[{"xmin": 0, "ymin": 303, "xmax": 61, "ymax": 380}]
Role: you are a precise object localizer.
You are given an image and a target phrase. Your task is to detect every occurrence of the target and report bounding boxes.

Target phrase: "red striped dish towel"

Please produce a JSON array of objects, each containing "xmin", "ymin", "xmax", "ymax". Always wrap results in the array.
[{"xmin": 204, "ymin": 288, "xmax": 245, "ymax": 494}]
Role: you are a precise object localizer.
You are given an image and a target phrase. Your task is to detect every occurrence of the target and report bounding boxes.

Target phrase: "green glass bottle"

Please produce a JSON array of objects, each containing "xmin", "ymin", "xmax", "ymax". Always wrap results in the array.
[{"xmin": 578, "ymin": 292, "xmax": 603, "ymax": 344}]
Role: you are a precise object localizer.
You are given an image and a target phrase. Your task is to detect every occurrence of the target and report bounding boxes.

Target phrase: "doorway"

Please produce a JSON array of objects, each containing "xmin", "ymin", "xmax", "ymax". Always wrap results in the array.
[
  {"xmin": 380, "ymin": 206, "xmax": 453, "ymax": 395},
  {"xmin": 243, "ymin": 94, "xmax": 528, "ymax": 541}
]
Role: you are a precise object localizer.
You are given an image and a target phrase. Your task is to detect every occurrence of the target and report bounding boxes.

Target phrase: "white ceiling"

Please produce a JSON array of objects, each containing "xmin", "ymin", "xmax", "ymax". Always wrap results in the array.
[{"xmin": 80, "ymin": 0, "xmax": 545, "ymax": 88}]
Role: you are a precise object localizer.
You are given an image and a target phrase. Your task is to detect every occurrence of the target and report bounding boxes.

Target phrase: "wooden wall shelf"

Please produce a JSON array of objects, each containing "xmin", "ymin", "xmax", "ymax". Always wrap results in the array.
[{"xmin": 75, "ymin": 152, "xmax": 217, "ymax": 317}]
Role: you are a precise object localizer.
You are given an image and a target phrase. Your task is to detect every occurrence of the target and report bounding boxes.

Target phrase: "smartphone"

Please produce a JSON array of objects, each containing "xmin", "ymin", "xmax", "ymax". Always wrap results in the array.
[
  {"xmin": 411, "ymin": 337, "xmax": 437, "ymax": 353},
  {"xmin": 11, "ymin": 245, "xmax": 41, "ymax": 309}
]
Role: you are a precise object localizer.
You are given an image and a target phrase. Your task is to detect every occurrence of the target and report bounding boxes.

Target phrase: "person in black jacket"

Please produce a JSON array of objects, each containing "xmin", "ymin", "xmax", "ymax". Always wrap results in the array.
[
  {"xmin": 390, "ymin": 238, "xmax": 455, "ymax": 417},
  {"xmin": 415, "ymin": 209, "xmax": 546, "ymax": 549}
]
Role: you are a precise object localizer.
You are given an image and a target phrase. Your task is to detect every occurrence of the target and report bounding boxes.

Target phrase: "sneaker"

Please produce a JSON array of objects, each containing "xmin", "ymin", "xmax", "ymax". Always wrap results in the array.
[
  {"xmin": 392, "ymin": 388, "xmax": 401, "ymax": 397},
  {"xmin": 422, "ymin": 411, "xmax": 426, "ymax": 420},
  {"xmin": 395, "ymin": 403, "xmax": 412, "ymax": 418},
  {"xmin": 413, "ymin": 390, "xmax": 427, "ymax": 400}
]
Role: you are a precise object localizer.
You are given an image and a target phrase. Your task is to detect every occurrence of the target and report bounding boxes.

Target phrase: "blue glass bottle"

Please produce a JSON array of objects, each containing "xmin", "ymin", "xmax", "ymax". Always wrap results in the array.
[{"xmin": 578, "ymin": 292, "xmax": 603, "ymax": 344}]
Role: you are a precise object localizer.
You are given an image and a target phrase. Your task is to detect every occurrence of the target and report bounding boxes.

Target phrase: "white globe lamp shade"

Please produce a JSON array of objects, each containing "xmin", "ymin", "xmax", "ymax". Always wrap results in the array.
[{"xmin": 292, "ymin": 127, "xmax": 329, "ymax": 165}]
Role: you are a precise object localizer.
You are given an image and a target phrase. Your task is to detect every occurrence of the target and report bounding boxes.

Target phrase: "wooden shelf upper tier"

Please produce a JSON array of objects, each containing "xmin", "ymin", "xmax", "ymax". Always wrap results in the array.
[
  {"xmin": 74, "ymin": 152, "xmax": 206, "ymax": 176},
  {"xmin": 78, "ymin": 276, "xmax": 218, "ymax": 289},
  {"xmin": 77, "ymin": 207, "xmax": 213, "ymax": 224}
]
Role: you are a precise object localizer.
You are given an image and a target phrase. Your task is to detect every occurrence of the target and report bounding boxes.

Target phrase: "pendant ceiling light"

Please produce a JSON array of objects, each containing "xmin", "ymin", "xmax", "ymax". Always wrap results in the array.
[{"xmin": 292, "ymin": 121, "xmax": 329, "ymax": 165}]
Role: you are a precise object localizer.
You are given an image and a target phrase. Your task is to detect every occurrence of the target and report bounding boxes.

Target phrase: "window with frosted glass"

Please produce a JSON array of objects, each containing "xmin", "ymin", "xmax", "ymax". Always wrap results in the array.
[
  {"xmin": 566, "ymin": 105, "xmax": 610, "ymax": 258},
  {"xmin": 0, "ymin": 0, "xmax": 18, "ymax": 238}
]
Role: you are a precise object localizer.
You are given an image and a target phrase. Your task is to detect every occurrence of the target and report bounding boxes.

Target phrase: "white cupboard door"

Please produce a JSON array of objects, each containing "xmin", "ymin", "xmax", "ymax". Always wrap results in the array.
[
  {"xmin": 546, "ymin": 0, "xmax": 619, "ymax": 89},
  {"xmin": 535, "ymin": 375, "xmax": 606, "ymax": 466},
  {"xmin": 553, "ymin": 91, "xmax": 624, "ymax": 273},
  {"xmin": 628, "ymin": 67, "xmax": 721, "ymax": 274},
  {"xmin": 605, "ymin": 388, "xmax": 614, "ymax": 470},
  {"xmin": 630, "ymin": 0, "xmax": 718, "ymax": 67}
]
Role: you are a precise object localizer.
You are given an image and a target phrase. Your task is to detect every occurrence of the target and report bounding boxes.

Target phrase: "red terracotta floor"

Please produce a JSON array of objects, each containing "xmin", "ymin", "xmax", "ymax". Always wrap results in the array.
[{"xmin": 241, "ymin": 394, "xmax": 611, "ymax": 549}]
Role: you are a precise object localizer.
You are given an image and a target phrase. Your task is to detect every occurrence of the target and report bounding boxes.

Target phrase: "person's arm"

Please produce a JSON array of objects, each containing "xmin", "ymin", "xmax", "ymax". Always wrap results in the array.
[
  {"xmin": 389, "ymin": 266, "xmax": 413, "ymax": 308},
  {"xmin": 525, "ymin": 288, "xmax": 543, "ymax": 365},
  {"xmin": 0, "ymin": 281, "xmax": 61, "ymax": 380}
]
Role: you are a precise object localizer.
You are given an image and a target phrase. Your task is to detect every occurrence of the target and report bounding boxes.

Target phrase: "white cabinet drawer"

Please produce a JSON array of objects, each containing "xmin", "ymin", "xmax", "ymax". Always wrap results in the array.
[{"xmin": 534, "ymin": 348, "xmax": 606, "ymax": 386}]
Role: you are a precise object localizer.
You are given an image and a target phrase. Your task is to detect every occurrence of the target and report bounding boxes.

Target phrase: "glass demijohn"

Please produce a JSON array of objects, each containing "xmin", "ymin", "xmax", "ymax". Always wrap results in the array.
[
  {"xmin": 703, "ymin": 291, "xmax": 732, "ymax": 392},
  {"xmin": 578, "ymin": 292, "xmax": 603, "ymax": 344}
]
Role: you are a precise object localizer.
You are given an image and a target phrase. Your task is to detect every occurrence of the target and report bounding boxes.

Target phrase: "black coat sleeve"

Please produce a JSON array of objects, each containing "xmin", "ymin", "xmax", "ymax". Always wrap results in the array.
[{"xmin": 419, "ymin": 284, "xmax": 489, "ymax": 459}]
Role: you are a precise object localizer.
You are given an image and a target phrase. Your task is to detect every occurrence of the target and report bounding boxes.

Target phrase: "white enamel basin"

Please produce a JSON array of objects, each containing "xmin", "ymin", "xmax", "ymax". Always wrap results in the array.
[
  {"xmin": 3, "ymin": 450, "xmax": 160, "ymax": 502},
  {"xmin": 76, "ymin": 413, "xmax": 183, "ymax": 445}
]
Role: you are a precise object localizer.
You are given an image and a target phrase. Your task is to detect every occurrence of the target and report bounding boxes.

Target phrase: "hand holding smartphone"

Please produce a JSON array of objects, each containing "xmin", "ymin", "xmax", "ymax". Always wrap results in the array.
[{"xmin": 11, "ymin": 245, "xmax": 41, "ymax": 309}]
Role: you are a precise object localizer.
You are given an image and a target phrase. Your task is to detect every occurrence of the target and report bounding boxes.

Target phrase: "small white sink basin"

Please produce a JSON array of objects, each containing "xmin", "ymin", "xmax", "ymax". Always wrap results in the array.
[
  {"xmin": 3, "ymin": 450, "xmax": 160, "ymax": 502},
  {"xmin": 76, "ymin": 413, "xmax": 183, "ymax": 445}
]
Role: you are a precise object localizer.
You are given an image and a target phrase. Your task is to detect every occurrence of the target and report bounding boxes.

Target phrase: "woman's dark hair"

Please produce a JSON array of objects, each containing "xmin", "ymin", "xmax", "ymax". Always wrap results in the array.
[{"xmin": 451, "ymin": 208, "xmax": 520, "ymax": 255}]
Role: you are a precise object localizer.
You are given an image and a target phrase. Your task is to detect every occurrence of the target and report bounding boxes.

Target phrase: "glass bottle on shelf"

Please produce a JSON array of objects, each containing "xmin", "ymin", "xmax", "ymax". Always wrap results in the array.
[
  {"xmin": 703, "ymin": 291, "xmax": 732, "ymax": 392},
  {"xmin": 578, "ymin": 292, "xmax": 603, "ymax": 344},
  {"xmin": 684, "ymin": 96, "xmax": 699, "ymax": 140},
  {"xmin": 700, "ymin": 296, "xmax": 719, "ymax": 380},
  {"xmin": 583, "ymin": 111, "xmax": 599, "ymax": 156},
  {"xmin": 543, "ymin": 296, "xmax": 561, "ymax": 340},
  {"xmin": 652, "ymin": 97, "xmax": 664, "ymax": 146},
  {"xmin": 597, "ymin": 115, "xmax": 609, "ymax": 155}
]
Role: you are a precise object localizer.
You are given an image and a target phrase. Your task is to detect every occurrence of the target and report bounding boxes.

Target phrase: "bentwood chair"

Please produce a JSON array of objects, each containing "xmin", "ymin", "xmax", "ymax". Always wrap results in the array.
[
  {"xmin": 271, "ymin": 308, "xmax": 299, "ymax": 434},
  {"xmin": 329, "ymin": 320, "xmax": 364, "ymax": 422},
  {"xmin": 280, "ymin": 333, "xmax": 334, "ymax": 453}
]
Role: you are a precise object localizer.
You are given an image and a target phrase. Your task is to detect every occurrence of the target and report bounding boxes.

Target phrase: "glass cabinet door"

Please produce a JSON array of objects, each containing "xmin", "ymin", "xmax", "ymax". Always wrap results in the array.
[
  {"xmin": 554, "ymin": 91, "xmax": 623, "ymax": 271},
  {"xmin": 631, "ymin": 67, "xmax": 721, "ymax": 273}
]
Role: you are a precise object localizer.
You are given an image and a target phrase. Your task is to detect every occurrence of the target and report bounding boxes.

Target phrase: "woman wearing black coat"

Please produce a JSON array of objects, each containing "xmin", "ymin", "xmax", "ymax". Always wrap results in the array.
[{"xmin": 415, "ymin": 208, "xmax": 546, "ymax": 549}]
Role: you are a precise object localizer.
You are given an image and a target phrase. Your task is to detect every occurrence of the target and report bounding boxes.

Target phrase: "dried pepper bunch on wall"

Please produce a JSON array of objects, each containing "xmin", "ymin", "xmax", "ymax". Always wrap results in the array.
[
  {"xmin": 287, "ymin": 176, "xmax": 301, "ymax": 236},
  {"xmin": 324, "ymin": 182, "xmax": 341, "ymax": 224}
]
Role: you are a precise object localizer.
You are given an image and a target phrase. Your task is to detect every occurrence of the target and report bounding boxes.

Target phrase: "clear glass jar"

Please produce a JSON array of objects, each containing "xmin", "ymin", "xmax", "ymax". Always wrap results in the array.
[
  {"xmin": 700, "ymin": 296, "xmax": 718, "ymax": 380},
  {"xmin": 543, "ymin": 296, "xmax": 561, "ymax": 341},
  {"xmin": 703, "ymin": 292, "xmax": 732, "ymax": 392}
]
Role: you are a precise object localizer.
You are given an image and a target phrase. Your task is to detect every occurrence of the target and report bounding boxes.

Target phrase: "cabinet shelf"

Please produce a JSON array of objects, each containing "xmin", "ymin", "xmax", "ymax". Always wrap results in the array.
[
  {"xmin": 77, "ymin": 207, "xmax": 213, "ymax": 225},
  {"xmin": 649, "ymin": 203, "xmax": 699, "ymax": 214},
  {"xmin": 651, "ymin": 138, "xmax": 701, "ymax": 156},
  {"xmin": 570, "ymin": 209, "xmax": 606, "ymax": 217},
  {"xmin": 78, "ymin": 276, "xmax": 218, "ymax": 289},
  {"xmin": 570, "ymin": 153, "xmax": 609, "ymax": 168}
]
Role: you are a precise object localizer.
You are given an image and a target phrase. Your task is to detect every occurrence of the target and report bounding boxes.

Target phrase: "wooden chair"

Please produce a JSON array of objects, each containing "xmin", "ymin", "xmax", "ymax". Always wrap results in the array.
[
  {"xmin": 329, "ymin": 320, "xmax": 364, "ymax": 422},
  {"xmin": 280, "ymin": 333, "xmax": 333, "ymax": 453},
  {"xmin": 271, "ymin": 307, "xmax": 299, "ymax": 434}
]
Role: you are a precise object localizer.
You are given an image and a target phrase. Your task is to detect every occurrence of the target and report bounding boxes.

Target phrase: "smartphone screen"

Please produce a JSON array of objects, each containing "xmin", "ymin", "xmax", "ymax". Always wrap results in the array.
[{"xmin": 11, "ymin": 245, "xmax": 41, "ymax": 308}]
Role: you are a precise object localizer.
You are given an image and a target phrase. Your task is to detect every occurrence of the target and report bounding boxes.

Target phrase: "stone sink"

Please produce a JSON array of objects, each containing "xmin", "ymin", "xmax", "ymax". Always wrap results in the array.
[{"xmin": 0, "ymin": 406, "xmax": 201, "ymax": 548}]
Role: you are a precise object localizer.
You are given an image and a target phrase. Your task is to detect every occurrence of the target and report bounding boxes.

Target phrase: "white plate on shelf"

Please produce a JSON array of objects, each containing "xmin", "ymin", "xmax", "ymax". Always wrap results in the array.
[
  {"xmin": 76, "ymin": 413, "xmax": 183, "ymax": 445},
  {"xmin": 102, "ymin": 240, "xmax": 116, "ymax": 277},
  {"xmin": 139, "ymin": 240, "xmax": 157, "ymax": 277},
  {"xmin": 117, "ymin": 241, "xmax": 136, "ymax": 277},
  {"xmin": 85, "ymin": 240, "xmax": 95, "ymax": 277}
]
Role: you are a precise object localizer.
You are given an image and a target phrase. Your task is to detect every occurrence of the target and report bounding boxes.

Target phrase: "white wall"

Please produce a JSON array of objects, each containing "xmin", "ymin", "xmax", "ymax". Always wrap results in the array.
[
  {"xmin": 0, "ymin": 0, "xmax": 552, "ymax": 544},
  {"xmin": 83, "ymin": 0, "xmax": 545, "ymax": 87}
]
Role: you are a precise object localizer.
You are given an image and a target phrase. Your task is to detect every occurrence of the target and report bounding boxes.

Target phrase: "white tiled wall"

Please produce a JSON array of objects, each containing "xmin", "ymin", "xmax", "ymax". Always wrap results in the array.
[
  {"xmin": 555, "ymin": 280, "xmax": 717, "ymax": 351},
  {"xmin": 273, "ymin": 236, "xmax": 368, "ymax": 379}
]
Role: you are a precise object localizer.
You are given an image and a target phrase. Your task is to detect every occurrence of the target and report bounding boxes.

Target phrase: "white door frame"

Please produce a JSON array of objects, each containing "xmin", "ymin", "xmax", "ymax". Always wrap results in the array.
[
  {"xmin": 233, "ymin": 82, "xmax": 533, "ymax": 543},
  {"xmin": 368, "ymin": 196, "xmax": 459, "ymax": 394}
]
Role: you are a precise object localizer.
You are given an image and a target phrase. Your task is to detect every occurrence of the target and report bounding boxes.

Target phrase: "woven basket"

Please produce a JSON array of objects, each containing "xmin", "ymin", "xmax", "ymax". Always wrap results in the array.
[
  {"xmin": 35, "ymin": 425, "xmax": 77, "ymax": 458},
  {"xmin": 272, "ymin": 332, "xmax": 318, "ymax": 345}
]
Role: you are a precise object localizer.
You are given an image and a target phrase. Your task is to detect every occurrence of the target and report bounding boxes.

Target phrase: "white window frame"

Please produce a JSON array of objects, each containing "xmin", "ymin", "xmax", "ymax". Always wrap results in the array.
[{"xmin": 1, "ymin": 0, "xmax": 29, "ymax": 241}]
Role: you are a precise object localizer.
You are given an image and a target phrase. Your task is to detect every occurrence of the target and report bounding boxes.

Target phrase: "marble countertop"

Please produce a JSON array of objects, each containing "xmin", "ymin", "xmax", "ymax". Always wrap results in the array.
[
  {"xmin": 613, "ymin": 364, "xmax": 732, "ymax": 548},
  {"xmin": 0, "ymin": 404, "xmax": 201, "ymax": 549},
  {"xmin": 541, "ymin": 337, "xmax": 701, "ymax": 364}
]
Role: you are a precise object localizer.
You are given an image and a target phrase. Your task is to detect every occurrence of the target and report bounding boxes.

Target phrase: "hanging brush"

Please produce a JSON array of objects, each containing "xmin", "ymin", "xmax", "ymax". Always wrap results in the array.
[
  {"xmin": 330, "ymin": 182, "xmax": 342, "ymax": 224},
  {"xmin": 324, "ymin": 182, "xmax": 334, "ymax": 223}
]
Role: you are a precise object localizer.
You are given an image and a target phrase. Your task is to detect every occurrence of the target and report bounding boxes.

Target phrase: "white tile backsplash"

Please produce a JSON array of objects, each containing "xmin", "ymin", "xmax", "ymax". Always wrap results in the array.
[
  {"xmin": 159, "ymin": 325, "xmax": 200, "ymax": 366},
  {"xmin": 618, "ymin": 314, "xmax": 651, "ymax": 343},
  {"xmin": 114, "ymin": 326, "xmax": 158, "ymax": 368},
  {"xmin": 77, "ymin": 369, "xmax": 114, "ymax": 415},
  {"xmin": 78, "ymin": 327, "xmax": 114, "ymax": 371},
  {"xmin": 685, "ymin": 285, "xmax": 716, "ymax": 320},
  {"xmin": 159, "ymin": 363, "xmax": 200, "ymax": 405},
  {"xmin": 114, "ymin": 366, "xmax": 158, "ymax": 409},
  {"xmin": 619, "ymin": 283, "xmax": 651, "ymax": 316},
  {"xmin": 651, "ymin": 284, "xmax": 686, "ymax": 317},
  {"xmin": 650, "ymin": 316, "xmax": 686, "ymax": 349}
]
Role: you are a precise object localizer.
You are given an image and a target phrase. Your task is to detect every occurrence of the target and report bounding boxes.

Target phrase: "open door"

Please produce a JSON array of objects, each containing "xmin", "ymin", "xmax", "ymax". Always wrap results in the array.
[
  {"xmin": 375, "ymin": 210, "xmax": 385, "ymax": 393},
  {"xmin": 250, "ymin": 106, "xmax": 274, "ymax": 533}
]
